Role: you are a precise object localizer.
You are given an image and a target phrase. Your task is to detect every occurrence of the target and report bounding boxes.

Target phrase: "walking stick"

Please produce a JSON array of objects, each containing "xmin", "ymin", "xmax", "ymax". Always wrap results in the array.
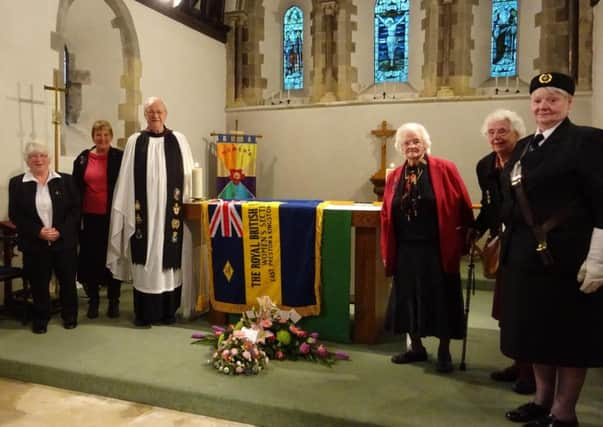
[{"xmin": 459, "ymin": 242, "xmax": 477, "ymax": 371}]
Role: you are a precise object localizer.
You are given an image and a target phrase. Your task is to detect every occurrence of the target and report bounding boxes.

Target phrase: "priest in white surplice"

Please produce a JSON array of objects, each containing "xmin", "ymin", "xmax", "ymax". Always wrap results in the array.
[{"xmin": 107, "ymin": 97, "xmax": 195, "ymax": 326}]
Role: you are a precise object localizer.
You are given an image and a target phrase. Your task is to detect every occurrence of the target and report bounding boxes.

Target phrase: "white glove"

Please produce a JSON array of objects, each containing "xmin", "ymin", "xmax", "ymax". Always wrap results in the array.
[{"xmin": 578, "ymin": 228, "xmax": 603, "ymax": 294}]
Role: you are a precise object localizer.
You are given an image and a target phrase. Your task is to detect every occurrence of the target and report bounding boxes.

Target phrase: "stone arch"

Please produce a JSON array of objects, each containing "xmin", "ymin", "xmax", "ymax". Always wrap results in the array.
[{"xmin": 52, "ymin": 0, "xmax": 141, "ymax": 148}]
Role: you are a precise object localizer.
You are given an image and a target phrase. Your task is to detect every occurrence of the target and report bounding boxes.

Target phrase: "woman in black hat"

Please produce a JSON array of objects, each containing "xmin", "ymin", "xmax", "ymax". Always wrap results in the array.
[{"xmin": 500, "ymin": 72, "xmax": 603, "ymax": 427}]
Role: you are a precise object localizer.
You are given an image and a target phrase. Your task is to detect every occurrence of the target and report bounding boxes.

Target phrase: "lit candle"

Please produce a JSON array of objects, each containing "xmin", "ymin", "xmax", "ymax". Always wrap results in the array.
[
  {"xmin": 515, "ymin": 76, "xmax": 519, "ymax": 91},
  {"xmin": 385, "ymin": 163, "xmax": 396, "ymax": 181},
  {"xmin": 506, "ymin": 75, "xmax": 509, "ymax": 90},
  {"xmin": 192, "ymin": 164, "xmax": 203, "ymax": 200},
  {"xmin": 495, "ymin": 76, "xmax": 499, "ymax": 88}
]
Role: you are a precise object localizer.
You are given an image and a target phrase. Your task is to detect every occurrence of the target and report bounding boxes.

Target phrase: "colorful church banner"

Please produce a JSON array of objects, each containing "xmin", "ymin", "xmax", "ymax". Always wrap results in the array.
[
  {"xmin": 201, "ymin": 200, "xmax": 325, "ymax": 316},
  {"xmin": 213, "ymin": 132, "xmax": 258, "ymax": 199}
]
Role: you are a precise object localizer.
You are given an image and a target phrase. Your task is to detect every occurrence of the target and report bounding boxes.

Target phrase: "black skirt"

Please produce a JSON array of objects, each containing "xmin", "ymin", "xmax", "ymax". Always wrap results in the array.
[
  {"xmin": 500, "ymin": 264, "xmax": 603, "ymax": 367},
  {"xmin": 386, "ymin": 240, "xmax": 465, "ymax": 339},
  {"xmin": 77, "ymin": 213, "xmax": 112, "ymax": 285}
]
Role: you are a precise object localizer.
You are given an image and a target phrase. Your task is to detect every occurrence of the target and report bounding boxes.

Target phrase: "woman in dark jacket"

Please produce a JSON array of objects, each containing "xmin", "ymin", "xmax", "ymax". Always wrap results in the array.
[
  {"xmin": 9, "ymin": 142, "xmax": 80, "ymax": 333},
  {"xmin": 72, "ymin": 120, "xmax": 123, "ymax": 318},
  {"xmin": 473, "ymin": 109, "xmax": 535, "ymax": 394},
  {"xmin": 501, "ymin": 73, "xmax": 603, "ymax": 427}
]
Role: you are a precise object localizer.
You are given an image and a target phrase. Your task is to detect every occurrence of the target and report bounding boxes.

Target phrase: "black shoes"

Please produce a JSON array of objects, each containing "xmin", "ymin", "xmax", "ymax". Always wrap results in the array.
[
  {"xmin": 107, "ymin": 300, "xmax": 120, "ymax": 318},
  {"xmin": 436, "ymin": 354, "xmax": 454, "ymax": 373},
  {"xmin": 506, "ymin": 402, "xmax": 550, "ymax": 423},
  {"xmin": 63, "ymin": 321, "xmax": 77, "ymax": 330},
  {"xmin": 133, "ymin": 318, "xmax": 151, "ymax": 328},
  {"xmin": 513, "ymin": 379, "xmax": 537, "ymax": 395},
  {"xmin": 32, "ymin": 322, "xmax": 47, "ymax": 334},
  {"xmin": 391, "ymin": 349, "xmax": 428, "ymax": 364},
  {"xmin": 87, "ymin": 301, "xmax": 99, "ymax": 319},
  {"xmin": 523, "ymin": 415, "xmax": 579, "ymax": 427},
  {"xmin": 491, "ymin": 364, "xmax": 519, "ymax": 382}
]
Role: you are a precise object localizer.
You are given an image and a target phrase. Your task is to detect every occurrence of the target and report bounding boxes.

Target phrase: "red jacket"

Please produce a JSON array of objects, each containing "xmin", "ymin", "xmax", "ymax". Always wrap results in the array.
[{"xmin": 380, "ymin": 155, "xmax": 474, "ymax": 276}]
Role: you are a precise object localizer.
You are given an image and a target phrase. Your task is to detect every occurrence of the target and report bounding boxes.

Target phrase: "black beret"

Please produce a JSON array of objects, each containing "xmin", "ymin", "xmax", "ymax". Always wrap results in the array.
[{"xmin": 529, "ymin": 72, "xmax": 575, "ymax": 95}]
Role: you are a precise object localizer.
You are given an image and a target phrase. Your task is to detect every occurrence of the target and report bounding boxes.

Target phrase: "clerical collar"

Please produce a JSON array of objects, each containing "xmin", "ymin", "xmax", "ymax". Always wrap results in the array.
[{"xmin": 145, "ymin": 127, "xmax": 170, "ymax": 137}]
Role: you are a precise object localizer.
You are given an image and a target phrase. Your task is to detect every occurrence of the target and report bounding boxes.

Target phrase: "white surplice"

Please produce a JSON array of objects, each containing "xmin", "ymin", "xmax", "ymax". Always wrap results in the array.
[{"xmin": 107, "ymin": 130, "xmax": 196, "ymax": 317}]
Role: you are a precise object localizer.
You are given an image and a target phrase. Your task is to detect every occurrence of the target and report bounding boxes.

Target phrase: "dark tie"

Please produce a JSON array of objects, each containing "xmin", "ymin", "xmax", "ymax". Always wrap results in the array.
[{"xmin": 529, "ymin": 133, "xmax": 544, "ymax": 152}]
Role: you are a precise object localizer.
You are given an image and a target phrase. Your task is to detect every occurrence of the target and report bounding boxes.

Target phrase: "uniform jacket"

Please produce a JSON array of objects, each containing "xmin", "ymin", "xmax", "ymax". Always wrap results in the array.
[
  {"xmin": 500, "ymin": 118, "xmax": 603, "ymax": 274},
  {"xmin": 72, "ymin": 146, "xmax": 123, "ymax": 214},
  {"xmin": 8, "ymin": 172, "xmax": 80, "ymax": 253},
  {"xmin": 474, "ymin": 151, "xmax": 503, "ymax": 237},
  {"xmin": 381, "ymin": 155, "xmax": 474, "ymax": 276}
]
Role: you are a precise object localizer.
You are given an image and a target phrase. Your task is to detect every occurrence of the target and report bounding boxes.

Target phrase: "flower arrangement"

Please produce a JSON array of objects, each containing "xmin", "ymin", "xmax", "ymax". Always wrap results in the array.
[{"xmin": 192, "ymin": 296, "xmax": 349, "ymax": 374}]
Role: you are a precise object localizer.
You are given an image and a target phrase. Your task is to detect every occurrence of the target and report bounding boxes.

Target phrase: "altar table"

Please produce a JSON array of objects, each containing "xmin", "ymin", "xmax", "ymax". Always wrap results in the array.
[{"xmin": 184, "ymin": 202, "xmax": 389, "ymax": 344}]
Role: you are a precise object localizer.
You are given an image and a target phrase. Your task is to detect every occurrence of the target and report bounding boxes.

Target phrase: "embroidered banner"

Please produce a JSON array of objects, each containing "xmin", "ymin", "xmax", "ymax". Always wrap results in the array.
[
  {"xmin": 214, "ymin": 133, "xmax": 257, "ymax": 199},
  {"xmin": 202, "ymin": 200, "xmax": 325, "ymax": 316}
]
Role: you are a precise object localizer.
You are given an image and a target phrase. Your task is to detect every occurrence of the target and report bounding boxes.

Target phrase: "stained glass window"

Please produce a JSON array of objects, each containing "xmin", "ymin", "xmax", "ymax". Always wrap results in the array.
[
  {"xmin": 374, "ymin": 0, "xmax": 409, "ymax": 83},
  {"xmin": 283, "ymin": 6, "xmax": 303, "ymax": 91},
  {"xmin": 490, "ymin": 0, "xmax": 518, "ymax": 77}
]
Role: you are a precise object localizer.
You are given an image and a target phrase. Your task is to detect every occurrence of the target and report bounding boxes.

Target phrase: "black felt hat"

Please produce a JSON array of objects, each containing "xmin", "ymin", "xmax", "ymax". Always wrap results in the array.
[{"xmin": 529, "ymin": 72, "xmax": 575, "ymax": 95}]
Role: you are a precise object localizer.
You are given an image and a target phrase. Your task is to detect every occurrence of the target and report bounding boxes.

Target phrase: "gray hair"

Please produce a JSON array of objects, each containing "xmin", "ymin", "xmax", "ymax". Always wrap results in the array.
[
  {"xmin": 144, "ymin": 96, "xmax": 167, "ymax": 113},
  {"xmin": 394, "ymin": 122, "xmax": 432, "ymax": 154},
  {"xmin": 23, "ymin": 142, "xmax": 50, "ymax": 162},
  {"xmin": 480, "ymin": 109, "xmax": 527, "ymax": 138},
  {"xmin": 531, "ymin": 86, "xmax": 573, "ymax": 100}
]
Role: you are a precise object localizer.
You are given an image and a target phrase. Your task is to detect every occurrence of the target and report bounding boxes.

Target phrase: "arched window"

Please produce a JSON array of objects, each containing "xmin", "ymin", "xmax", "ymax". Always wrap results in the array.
[
  {"xmin": 64, "ymin": 45, "xmax": 71, "ymax": 125},
  {"xmin": 490, "ymin": 0, "xmax": 518, "ymax": 77},
  {"xmin": 374, "ymin": 0, "xmax": 409, "ymax": 83},
  {"xmin": 283, "ymin": 6, "xmax": 303, "ymax": 91}
]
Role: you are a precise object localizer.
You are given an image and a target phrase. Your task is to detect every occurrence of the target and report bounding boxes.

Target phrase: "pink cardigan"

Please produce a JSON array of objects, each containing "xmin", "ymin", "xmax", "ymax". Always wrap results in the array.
[{"xmin": 380, "ymin": 155, "xmax": 474, "ymax": 276}]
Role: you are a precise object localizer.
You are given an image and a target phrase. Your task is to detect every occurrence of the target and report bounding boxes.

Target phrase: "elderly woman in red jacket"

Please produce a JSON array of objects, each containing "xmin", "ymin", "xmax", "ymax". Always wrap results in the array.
[{"xmin": 381, "ymin": 122, "xmax": 473, "ymax": 373}]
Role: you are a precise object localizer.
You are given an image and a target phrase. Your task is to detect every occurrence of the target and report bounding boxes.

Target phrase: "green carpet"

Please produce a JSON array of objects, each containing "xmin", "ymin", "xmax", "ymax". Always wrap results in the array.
[{"xmin": 0, "ymin": 288, "xmax": 601, "ymax": 427}]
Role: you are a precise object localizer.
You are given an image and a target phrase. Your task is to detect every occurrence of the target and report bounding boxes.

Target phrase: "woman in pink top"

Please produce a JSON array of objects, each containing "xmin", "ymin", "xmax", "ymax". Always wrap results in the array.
[{"xmin": 72, "ymin": 120, "xmax": 123, "ymax": 319}]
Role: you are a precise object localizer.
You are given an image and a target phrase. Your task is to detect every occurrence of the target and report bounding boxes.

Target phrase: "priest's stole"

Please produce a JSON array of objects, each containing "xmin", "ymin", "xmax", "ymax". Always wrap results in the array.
[
  {"xmin": 202, "ymin": 200, "xmax": 325, "ymax": 316},
  {"xmin": 215, "ymin": 134, "xmax": 257, "ymax": 199}
]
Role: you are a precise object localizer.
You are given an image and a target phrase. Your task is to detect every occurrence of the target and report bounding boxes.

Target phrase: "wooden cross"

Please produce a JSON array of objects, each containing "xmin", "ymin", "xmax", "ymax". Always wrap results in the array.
[
  {"xmin": 44, "ymin": 71, "xmax": 66, "ymax": 172},
  {"xmin": 371, "ymin": 120, "xmax": 396, "ymax": 178}
]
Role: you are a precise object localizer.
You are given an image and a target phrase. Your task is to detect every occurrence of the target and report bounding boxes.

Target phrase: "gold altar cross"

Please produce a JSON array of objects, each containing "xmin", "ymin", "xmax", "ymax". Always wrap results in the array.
[
  {"xmin": 371, "ymin": 120, "xmax": 396, "ymax": 178},
  {"xmin": 44, "ymin": 71, "xmax": 66, "ymax": 172}
]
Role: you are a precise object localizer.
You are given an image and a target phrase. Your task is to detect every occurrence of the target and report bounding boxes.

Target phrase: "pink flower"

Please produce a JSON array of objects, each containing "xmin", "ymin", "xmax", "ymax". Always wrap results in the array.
[
  {"xmin": 310, "ymin": 332, "xmax": 320, "ymax": 339},
  {"xmin": 236, "ymin": 366, "xmax": 244, "ymax": 374},
  {"xmin": 211, "ymin": 325, "xmax": 226, "ymax": 333},
  {"xmin": 299, "ymin": 342, "xmax": 311, "ymax": 354},
  {"xmin": 230, "ymin": 348, "xmax": 239, "ymax": 356},
  {"xmin": 260, "ymin": 319, "xmax": 273, "ymax": 328},
  {"xmin": 242, "ymin": 350, "xmax": 252, "ymax": 360},
  {"xmin": 289, "ymin": 325, "xmax": 308, "ymax": 337},
  {"xmin": 191, "ymin": 332, "xmax": 206, "ymax": 339},
  {"xmin": 276, "ymin": 351, "xmax": 285, "ymax": 360},
  {"xmin": 317, "ymin": 345, "xmax": 328, "ymax": 358}
]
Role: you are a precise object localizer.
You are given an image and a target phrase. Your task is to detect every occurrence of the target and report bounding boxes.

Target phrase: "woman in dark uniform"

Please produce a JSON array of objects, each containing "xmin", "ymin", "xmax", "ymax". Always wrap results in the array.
[
  {"xmin": 381, "ymin": 122, "xmax": 474, "ymax": 373},
  {"xmin": 473, "ymin": 109, "xmax": 535, "ymax": 394},
  {"xmin": 501, "ymin": 73, "xmax": 603, "ymax": 427},
  {"xmin": 72, "ymin": 120, "xmax": 123, "ymax": 319},
  {"xmin": 8, "ymin": 142, "xmax": 80, "ymax": 333}
]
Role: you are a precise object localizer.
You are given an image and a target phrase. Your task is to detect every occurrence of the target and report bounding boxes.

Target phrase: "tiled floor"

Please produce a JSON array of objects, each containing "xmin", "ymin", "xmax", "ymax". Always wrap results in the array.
[{"xmin": 0, "ymin": 377, "xmax": 253, "ymax": 427}]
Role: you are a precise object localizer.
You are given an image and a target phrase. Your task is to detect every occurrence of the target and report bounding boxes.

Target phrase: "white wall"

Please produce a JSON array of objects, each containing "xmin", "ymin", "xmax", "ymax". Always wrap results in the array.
[
  {"xmin": 226, "ymin": 95, "xmax": 591, "ymax": 203},
  {"xmin": 63, "ymin": 0, "xmax": 123, "ymax": 153},
  {"xmin": 127, "ymin": 0, "xmax": 226, "ymax": 186},
  {"xmin": 0, "ymin": 1, "xmax": 59, "ymax": 218},
  {"xmin": 0, "ymin": 0, "xmax": 226, "ymax": 219}
]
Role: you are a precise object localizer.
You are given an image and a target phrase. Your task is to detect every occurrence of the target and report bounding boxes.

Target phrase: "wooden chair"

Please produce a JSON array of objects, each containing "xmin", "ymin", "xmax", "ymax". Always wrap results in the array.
[{"xmin": 0, "ymin": 220, "xmax": 32, "ymax": 323}]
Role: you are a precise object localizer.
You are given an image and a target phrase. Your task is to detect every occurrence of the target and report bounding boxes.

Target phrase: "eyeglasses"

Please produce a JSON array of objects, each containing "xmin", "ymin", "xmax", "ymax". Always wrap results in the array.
[
  {"xmin": 403, "ymin": 138, "xmax": 422, "ymax": 147},
  {"xmin": 487, "ymin": 128, "xmax": 511, "ymax": 137}
]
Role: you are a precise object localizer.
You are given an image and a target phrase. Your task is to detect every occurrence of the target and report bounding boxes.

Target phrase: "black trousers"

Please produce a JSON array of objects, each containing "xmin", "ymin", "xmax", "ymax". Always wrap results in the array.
[{"xmin": 23, "ymin": 247, "xmax": 78, "ymax": 325}]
